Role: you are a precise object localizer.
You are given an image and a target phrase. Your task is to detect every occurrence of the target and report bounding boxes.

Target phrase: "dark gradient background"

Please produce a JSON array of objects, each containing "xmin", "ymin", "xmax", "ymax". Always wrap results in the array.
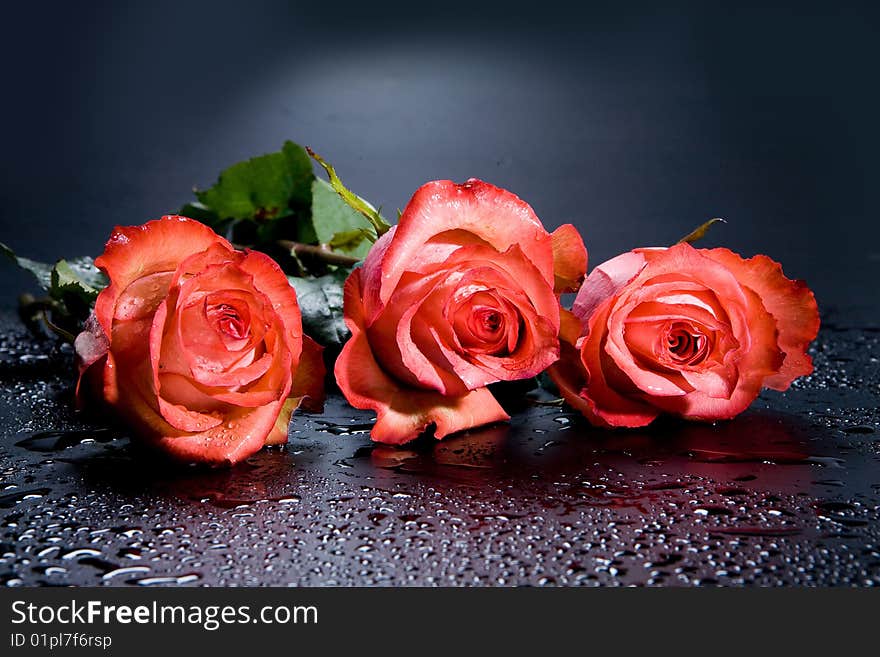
[
  {"xmin": 2, "ymin": 1, "xmax": 880, "ymax": 589},
  {"xmin": 1, "ymin": 1, "xmax": 878, "ymax": 321}
]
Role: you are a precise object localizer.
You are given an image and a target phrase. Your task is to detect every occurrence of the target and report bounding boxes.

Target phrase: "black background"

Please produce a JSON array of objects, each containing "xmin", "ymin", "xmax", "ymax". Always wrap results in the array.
[{"xmin": 1, "ymin": 1, "xmax": 878, "ymax": 321}]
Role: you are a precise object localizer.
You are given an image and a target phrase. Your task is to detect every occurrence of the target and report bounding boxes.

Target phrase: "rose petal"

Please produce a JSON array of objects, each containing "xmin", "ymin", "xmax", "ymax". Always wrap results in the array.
[
  {"xmin": 149, "ymin": 299, "xmax": 225, "ymax": 432},
  {"xmin": 336, "ymin": 269, "xmax": 509, "ymax": 445},
  {"xmin": 74, "ymin": 314, "xmax": 109, "ymax": 405},
  {"xmin": 369, "ymin": 241, "xmax": 563, "ymax": 395},
  {"xmin": 362, "ymin": 179, "xmax": 555, "ymax": 321},
  {"xmin": 550, "ymin": 223, "xmax": 588, "ymax": 294},
  {"xmin": 451, "ymin": 291, "xmax": 519, "ymax": 354},
  {"xmin": 94, "ymin": 216, "xmax": 226, "ymax": 337},
  {"xmin": 171, "ymin": 263, "xmax": 273, "ymax": 386},
  {"xmin": 289, "ymin": 335, "xmax": 326, "ymax": 414},
  {"xmin": 113, "ymin": 272, "xmax": 176, "ymax": 322},
  {"xmin": 548, "ymin": 310, "xmax": 600, "ymax": 419},
  {"xmin": 367, "ymin": 269, "xmax": 469, "ymax": 395},
  {"xmin": 83, "ymin": 216, "xmax": 307, "ymax": 466},
  {"xmin": 264, "ymin": 397, "xmax": 302, "ymax": 447},
  {"xmin": 705, "ymin": 248, "xmax": 819, "ymax": 390},
  {"xmin": 647, "ymin": 286, "xmax": 784, "ymax": 420},
  {"xmin": 156, "ymin": 282, "xmax": 280, "ymax": 405},
  {"xmin": 548, "ymin": 303, "xmax": 659, "ymax": 427},
  {"xmin": 237, "ymin": 249, "xmax": 304, "ymax": 362},
  {"xmin": 89, "ymin": 220, "xmax": 233, "ymax": 404},
  {"xmin": 154, "ymin": 403, "xmax": 285, "ymax": 466},
  {"xmin": 573, "ymin": 250, "xmax": 648, "ymax": 321},
  {"xmin": 602, "ymin": 245, "xmax": 755, "ymax": 399},
  {"xmin": 157, "ymin": 250, "xmax": 297, "ymax": 406},
  {"xmin": 419, "ymin": 248, "xmax": 560, "ymax": 388},
  {"xmin": 264, "ymin": 336, "xmax": 326, "ymax": 446},
  {"xmin": 111, "ymin": 302, "xmax": 284, "ymax": 465},
  {"xmin": 570, "ymin": 300, "xmax": 659, "ymax": 428},
  {"xmin": 439, "ymin": 244, "xmax": 560, "ymax": 326},
  {"xmin": 433, "ymin": 284, "xmax": 558, "ymax": 386}
]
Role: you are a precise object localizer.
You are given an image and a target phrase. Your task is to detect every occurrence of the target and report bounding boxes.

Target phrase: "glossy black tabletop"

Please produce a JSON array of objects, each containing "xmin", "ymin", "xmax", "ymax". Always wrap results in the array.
[{"xmin": 1, "ymin": 313, "xmax": 878, "ymax": 586}]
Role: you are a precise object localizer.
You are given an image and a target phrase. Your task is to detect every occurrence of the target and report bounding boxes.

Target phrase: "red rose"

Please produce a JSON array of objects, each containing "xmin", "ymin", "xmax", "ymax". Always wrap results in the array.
[
  {"xmin": 335, "ymin": 179, "xmax": 587, "ymax": 444},
  {"xmin": 74, "ymin": 216, "xmax": 324, "ymax": 465},
  {"xmin": 550, "ymin": 243, "xmax": 819, "ymax": 427}
]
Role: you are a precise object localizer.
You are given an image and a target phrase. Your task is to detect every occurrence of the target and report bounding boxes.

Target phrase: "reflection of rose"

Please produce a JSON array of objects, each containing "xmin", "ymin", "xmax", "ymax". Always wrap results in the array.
[
  {"xmin": 550, "ymin": 243, "xmax": 819, "ymax": 427},
  {"xmin": 75, "ymin": 216, "xmax": 324, "ymax": 465},
  {"xmin": 336, "ymin": 179, "xmax": 587, "ymax": 444}
]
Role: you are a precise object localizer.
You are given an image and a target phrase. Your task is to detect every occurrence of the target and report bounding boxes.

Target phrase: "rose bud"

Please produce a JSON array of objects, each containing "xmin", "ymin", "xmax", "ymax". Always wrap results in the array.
[
  {"xmin": 74, "ymin": 216, "xmax": 324, "ymax": 465},
  {"xmin": 549, "ymin": 242, "xmax": 819, "ymax": 427},
  {"xmin": 335, "ymin": 178, "xmax": 587, "ymax": 444}
]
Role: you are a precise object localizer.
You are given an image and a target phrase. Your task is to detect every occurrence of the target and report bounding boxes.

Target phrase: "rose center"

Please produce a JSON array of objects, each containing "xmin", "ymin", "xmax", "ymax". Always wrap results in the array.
[
  {"xmin": 452, "ymin": 293, "xmax": 518, "ymax": 357},
  {"xmin": 478, "ymin": 309, "xmax": 502, "ymax": 334},
  {"xmin": 466, "ymin": 305, "xmax": 508, "ymax": 347},
  {"xmin": 209, "ymin": 303, "xmax": 248, "ymax": 340},
  {"xmin": 665, "ymin": 324, "xmax": 709, "ymax": 365}
]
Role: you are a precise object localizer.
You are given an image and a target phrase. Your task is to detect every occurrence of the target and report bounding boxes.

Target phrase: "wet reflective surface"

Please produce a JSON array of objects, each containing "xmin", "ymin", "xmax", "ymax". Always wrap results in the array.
[{"xmin": 1, "ymin": 312, "xmax": 878, "ymax": 586}]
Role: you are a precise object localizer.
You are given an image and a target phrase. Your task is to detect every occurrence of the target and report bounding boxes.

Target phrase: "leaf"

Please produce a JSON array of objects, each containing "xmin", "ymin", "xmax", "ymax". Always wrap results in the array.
[
  {"xmin": 310, "ymin": 178, "xmax": 374, "ymax": 257},
  {"xmin": 677, "ymin": 218, "xmax": 726, "ymax": 245},
  {"xmin": 307, "ymin": 147, "xmax": 392, "ymax": 238},
  {"xmin": 195, "ymin": 141, "xmax": 314, "ymax": 221},
  {"xmin": 178, "ymin": 201, "xmax": 221, "ymax": 224},
  {"xmin": 61, "ymin": 257, "xmax": 107, "ymax": 291},
  {"xmin": 288, "ymin": 271, "xmax": 350, "ymax": 349},
  {"xmin": 329, "ymin": 228, "xmax": 373, "ymax": 254},
  {"xmin": 50, "ymin": 258, "xmax": 107, "ymax": 306},
  {"xmin": 3, "ymin": 244, "xmax": 108, "ymax": 339},
  {"xmin": 1, "ymin": 241, "xmax": 53, "ymax": 290}
]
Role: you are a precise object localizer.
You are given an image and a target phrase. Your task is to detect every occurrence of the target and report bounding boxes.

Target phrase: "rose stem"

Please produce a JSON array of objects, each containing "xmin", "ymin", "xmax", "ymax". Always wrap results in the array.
[{"xmin": 277, "ymin": 240, "xmax": 361, "ymax": 267}]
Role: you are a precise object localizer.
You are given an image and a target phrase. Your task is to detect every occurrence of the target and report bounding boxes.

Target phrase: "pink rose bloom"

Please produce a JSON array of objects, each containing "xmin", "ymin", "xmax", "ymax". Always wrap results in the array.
[
  {"xmin": 335, "ymin": 179, "xmax": 587, "ymax": 444},
  {"xmin": 550, "ymin": 243, "xmax": 819, "ymax": 427},
  {"xmin": 75, "ymin": 216, "xmax": 324, "ymax": 465}
]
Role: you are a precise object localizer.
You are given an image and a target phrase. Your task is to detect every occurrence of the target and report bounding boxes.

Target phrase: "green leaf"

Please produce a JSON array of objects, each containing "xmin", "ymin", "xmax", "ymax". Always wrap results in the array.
[
  {"xmin": 294, "ymin": 218, "xmax": 319, "ymax": 246},
  {"xmin": 195, "ymin": 140, "xmax": 314, "ymax": 221},
  {"xmin": 179, "ymin": 201, "xmax": 221, "ymax": 224},
  {"xmin": 3, "ymin": 244, "xmax": 108, "ymax": 338},
  {"xmin": 329, "ymin": 228, "xmax": 373, "ymax": 253},
  {"xmin": 1, "ymin": 241, "xmax": 53, "ymax": 290},
  {"xmin": 288, "ymin": 271, "xmax": 350, "ymax": 349},
  {"xmin": 310, "ymin": 178, "xmax": 374, "ymax": 257},
  {"xmin": 2, "ymin": 243, "xmax": 107, "ymax": 309},
  {"xmin": 177, "ymin": 202, "xmax": 240, "ymax": 242},
  {"xmin": 50, "ymin": 258, "xmax": 107, "ymax": 306},
  {"xmin": 677, "ymin": 218, "xmax": 726, "ymax": 245},
  {"xmin": 61, "ymin": 257, "xmax": 107, "ymax": 291},
  {"xmin": 307, "ymin": 148, "xmax": 392, "ymax": 238}
]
